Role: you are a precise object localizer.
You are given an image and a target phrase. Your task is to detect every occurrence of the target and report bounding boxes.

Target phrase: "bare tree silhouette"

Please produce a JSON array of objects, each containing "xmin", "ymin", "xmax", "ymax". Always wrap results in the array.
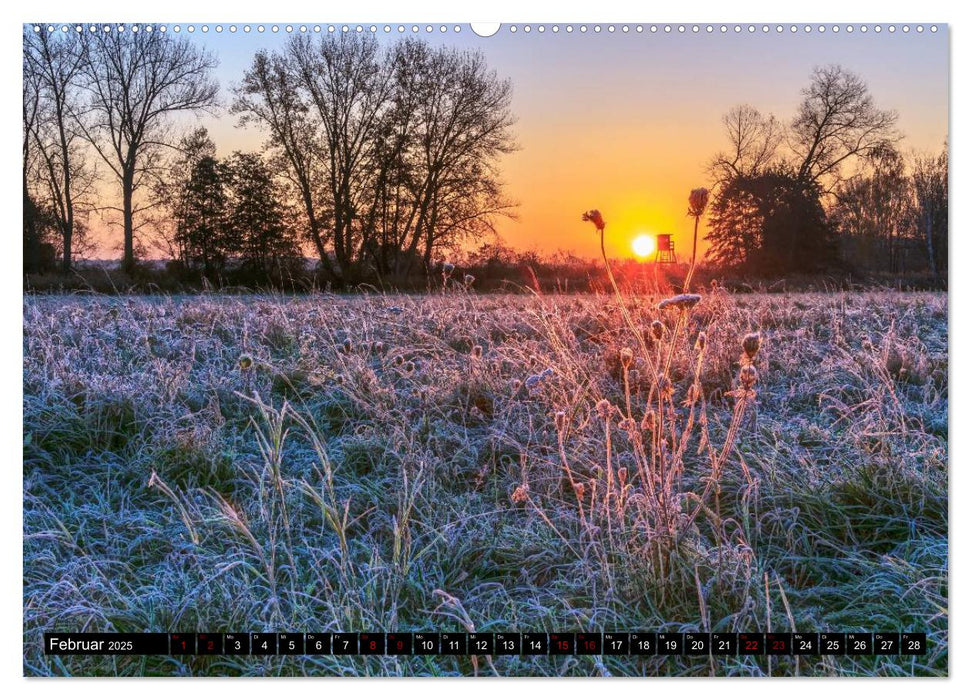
[
  {"xmin": 24, "ymin": 28, "xmax": 90, "ymax": 273},
  {"xmin": 78, "ymin": 28, "xmax": 218, "ymax": 272},
  {"xmin": 792, "ymin": 65, "xmax": 899, "ymax": 192}
]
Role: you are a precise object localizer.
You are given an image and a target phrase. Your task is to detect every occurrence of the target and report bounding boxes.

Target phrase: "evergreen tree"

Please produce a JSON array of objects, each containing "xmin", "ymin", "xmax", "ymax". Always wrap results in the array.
[
  {"xmin": 175, "ymin": 155, "xmax": 228, "ymax": 279},
  {"xmin": 223, "ymin": 151, "xmax": 301, "ymax": 279}
]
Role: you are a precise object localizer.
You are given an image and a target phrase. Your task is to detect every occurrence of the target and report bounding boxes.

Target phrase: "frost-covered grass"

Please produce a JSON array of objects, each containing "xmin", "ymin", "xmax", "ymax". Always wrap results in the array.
[{"xmin": 23, "ymin": 290, "xmax": 947, "ymax": 676}]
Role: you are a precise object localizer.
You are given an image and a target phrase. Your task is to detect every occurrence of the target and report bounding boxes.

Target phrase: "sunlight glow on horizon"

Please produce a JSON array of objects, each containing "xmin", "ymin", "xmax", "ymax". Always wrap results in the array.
[
  {"xmin": 632, "ymin": 234, "xmax": 656, "ymax": 259},
  {"xmin": 75, "ymin": 27, "xmax": 949, "ymax": 261}
]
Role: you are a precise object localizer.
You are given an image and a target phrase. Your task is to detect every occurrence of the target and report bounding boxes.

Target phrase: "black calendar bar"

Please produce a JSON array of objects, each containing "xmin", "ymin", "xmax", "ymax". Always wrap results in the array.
[{"xmin": 42, "ymin": 631, "xmax": 928, "ymax": 656}]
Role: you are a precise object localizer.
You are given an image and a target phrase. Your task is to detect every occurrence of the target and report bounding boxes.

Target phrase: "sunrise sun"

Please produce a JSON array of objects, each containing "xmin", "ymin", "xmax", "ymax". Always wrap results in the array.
[{"xmin": 632, "ymin": 234, "xmax": 656, "ymax": 259}]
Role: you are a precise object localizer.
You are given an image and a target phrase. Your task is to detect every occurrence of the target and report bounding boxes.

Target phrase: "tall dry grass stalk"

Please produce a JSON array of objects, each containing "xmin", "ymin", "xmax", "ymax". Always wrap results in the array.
[{"xmin": 580, "ymin": 208, "xmax": 761, "ymax": 565}]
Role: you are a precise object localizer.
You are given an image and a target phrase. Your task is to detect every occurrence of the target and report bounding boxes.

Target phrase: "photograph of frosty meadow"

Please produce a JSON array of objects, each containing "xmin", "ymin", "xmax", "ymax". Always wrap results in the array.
[{"xmin": 23, "ymin": 22, "xmax": 948, "ymax": 676}]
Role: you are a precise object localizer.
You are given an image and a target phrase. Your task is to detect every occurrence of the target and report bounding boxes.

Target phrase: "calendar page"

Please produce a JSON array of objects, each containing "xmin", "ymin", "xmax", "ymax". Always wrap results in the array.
[{"xmin": 22, "ymin": 20, "xmax": 948, "ymax": 678}]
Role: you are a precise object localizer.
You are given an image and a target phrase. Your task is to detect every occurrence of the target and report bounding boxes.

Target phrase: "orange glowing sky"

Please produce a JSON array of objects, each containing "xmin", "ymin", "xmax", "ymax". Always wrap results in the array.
[{"xmin": 88, "ymin": 25, "xmax": 950, "ymax": 260}]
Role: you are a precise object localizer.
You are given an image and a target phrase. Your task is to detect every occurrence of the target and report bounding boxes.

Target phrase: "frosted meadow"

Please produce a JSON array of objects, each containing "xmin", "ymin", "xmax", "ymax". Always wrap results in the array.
[{"xmin": 23, "ymin": 284, "xmax": 946, "ymax": 676}]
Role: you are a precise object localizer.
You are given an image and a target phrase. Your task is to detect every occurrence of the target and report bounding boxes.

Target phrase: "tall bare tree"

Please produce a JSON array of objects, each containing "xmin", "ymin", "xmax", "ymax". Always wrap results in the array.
[
  {"xmin": 234, "ymin": 35, "xmax": 516, "ymax": 280},
  {"xmin": 709, "ymin": 104, "xmax": 783, "ymax": 184},
  {"xmin": 911, "ymin": 143, "xmax": 948, "ymax": 278},
  {"xmin": 79, "ymin": 27, "xmax": 218, "ymax": 272},
  {"xmin": 233, "ymin": 49, "xmax": 335, "ymax": 276},
  {"xmin": 23, "ymin": 29, "xmax": 44, "ymax": 274},
  {"xmin": 25, "ymin": 28, "xmax": 92, "ymax": 273},
  {"xmin": 831, "ymin": 145, "xmax": 911, "ymax": 272},
  {"xmin": 289, "ymin": 33, "xmax": 393, "ymax": 274},
  {"xmin": 363, "ymin": 39, "xmax": 516, "ymax": 275},
  {"xmin": 791, "ymin": 65, "xmax": 899, "ymax": 191}
]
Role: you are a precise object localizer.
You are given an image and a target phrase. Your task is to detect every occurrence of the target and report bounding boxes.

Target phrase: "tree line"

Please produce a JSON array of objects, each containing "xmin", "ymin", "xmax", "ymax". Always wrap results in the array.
[
  {"xmin": 23, "ymin": 27, "xmax": 516, "ymax": 283},
  {"xmin": 704, "ymin": 65, "xmax": 947, "ymax": 279}
]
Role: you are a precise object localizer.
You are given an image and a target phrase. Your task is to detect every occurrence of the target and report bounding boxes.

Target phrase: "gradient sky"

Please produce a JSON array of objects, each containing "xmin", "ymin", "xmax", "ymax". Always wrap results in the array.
[{"xmin": 152, "ymin": 25, "xmax": 949, "ymax": 259}]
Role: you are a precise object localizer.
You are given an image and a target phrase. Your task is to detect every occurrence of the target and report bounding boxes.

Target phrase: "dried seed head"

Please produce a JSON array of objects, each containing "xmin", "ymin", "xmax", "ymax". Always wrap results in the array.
[
  {"xmin": 618, "ymin": 417, "xmax": 635, "ymax": 432},
  {"xmin": 641, "ymin": 410, "xmax": 657, "ymax": 432},
  {"xmin": 574, "ymin": 482, "xmax": 586, "ymax": 501},
  {"xmin": 342, "ymin": 338, "xmax": 353, "ymax": 354},
  {"xmin": 740, "ymin": 364, "xmax": 758, "ymax": 389},
  {"xmin": 595, "ymin": 398, "xmax": 613, "ymax": 420},
  {"xmin": 238, "ymin": 354, "xmax": 254, "ymax": 370},
  {"xmin": 372, "ymin": 341, "xmax": 384, "ymax": 354},
  {"xmin": 641, "ymin": 328, "xmax": 656, "ymax": 350},
  {"xmin": 471, "ymin": 344, "xmax": 483, "ymax": 359},
  {"xmin": 617, "ymin": 467, "xmax": 628, "ymax": 486},
  {"xmin": 581, "ymin": 209, "xmax": 606, "ymax": 231},
  {"xmin": 511, "ymin": 483, "xmax": 529, "ymax": 504},
  {"xmin": 442, "ymin": 262, "xmax": 455, "ymax": 276},
  {"xmin": 695, "ymin": 332, "xmax": 707, "ymax": 352},
  {"xmin": 742, "ymin": 332, "xmax": 761, "ymax": 360},
  {"xmin": 885, "ymin": 345, "xmax": 904, "ymax": 376},
  {"xmin": 464, "ymin": 274, "xmax": 476, "ymax": 287},
  {"xmin": 620, "ymin": 347, "xmax": 634, "ymax": 368},
  {"xmin": 402, "ymin": 361, "xmax": 415, "ymax": 374},
  {"xmin": 651, "ymin": 320, "xmax": 665, "ymax": 340},
  {"xmin": 393, "ymin": 354, "xmax": 405, "ymax": 367},
  {"xmin": 509, "ymin": 378, "xmax": 522, "ymax": 392},
  {"xmin": 657, "ymin": 375, "xmax": 674, "ymax": 399},
  {"xmin": 688, "ymin": 187, "xmax": 711, "ymax": 218},
  {"xmin": 554, "ymin": 410, "xmax": 568, "ymax": 433}
]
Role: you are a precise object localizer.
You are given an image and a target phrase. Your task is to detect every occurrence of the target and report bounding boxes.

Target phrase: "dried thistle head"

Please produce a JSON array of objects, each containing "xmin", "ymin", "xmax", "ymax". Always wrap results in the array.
[
  {"xmin": 620, "ymin": 347, "xmax": 634, "ymax": 368},
  {"xmin": 740, "ymin": 364, "xmax": 758, "ymax": 390},
  {"xmin": 657, "ymin": 375, "xmax": 674, "ymax": 400},
  {"xmin": 442, "ymin": 262, "xmax": 455, "ymax": 276},
  {"xmin": 595, "ymin": 398, "xmax": 613, "ymax": 420},
  {"xmin": 641, "ymin": 410, "xmax": 657, "ymax": 432},
  {"xmin": 554, "ymin": 410, "xmax": 568, "ymax": 433},
  {"xmin": 372, "ymin": 341, "xmax": 385, "ymax": 354},
  {"xmin": 464, "ymin": 274, "xmax": 476, "ymax": 287},
  {"xmin": 688, "ymin": 187, "xmax": 710, "ymax": 218},
  {"xmin": 742, "ymin": 332, "xmax": 761, "ymax": 360},
  {"xmin": 695, "ymin": 332, "xmax": 707, "ymax": 352},
  {"xmin": 617, "ymin": 466, "xmax": 628, "ymax": 486},
  {"xmin": 641, "ymin": 327, "xmax": 656, "ymax": 350},
  {"xmin": 238, "ymin": 353, "xmax": 254, "ymax": 371},
  {"xmin": 402, "ymin": 360, "xmax": 415, "ymax": 375},
  {"xmin": 471, "ymin": 344, "xmax": 483, "ymax": 359},
  {"xmin": 582, "ymin": 209, "xmax": 606, "ymax": 231},
  {"xmin": 574, "ymin": 482, "xmax": 586, "ymax": 501},
  {"xmin": 651, "ymin": 320, "xmax": 665, "ymax": 341},
  {"xmin": 509, "ymin": 378, "xmax": 522, "ymax": 392},
  {"xmin": 342, "ymin": 337, "xmax": 353, "ymax": 354},
  {"xmin": 511, "ymin": 483, "xmax": 530, "ymax": 504}
]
